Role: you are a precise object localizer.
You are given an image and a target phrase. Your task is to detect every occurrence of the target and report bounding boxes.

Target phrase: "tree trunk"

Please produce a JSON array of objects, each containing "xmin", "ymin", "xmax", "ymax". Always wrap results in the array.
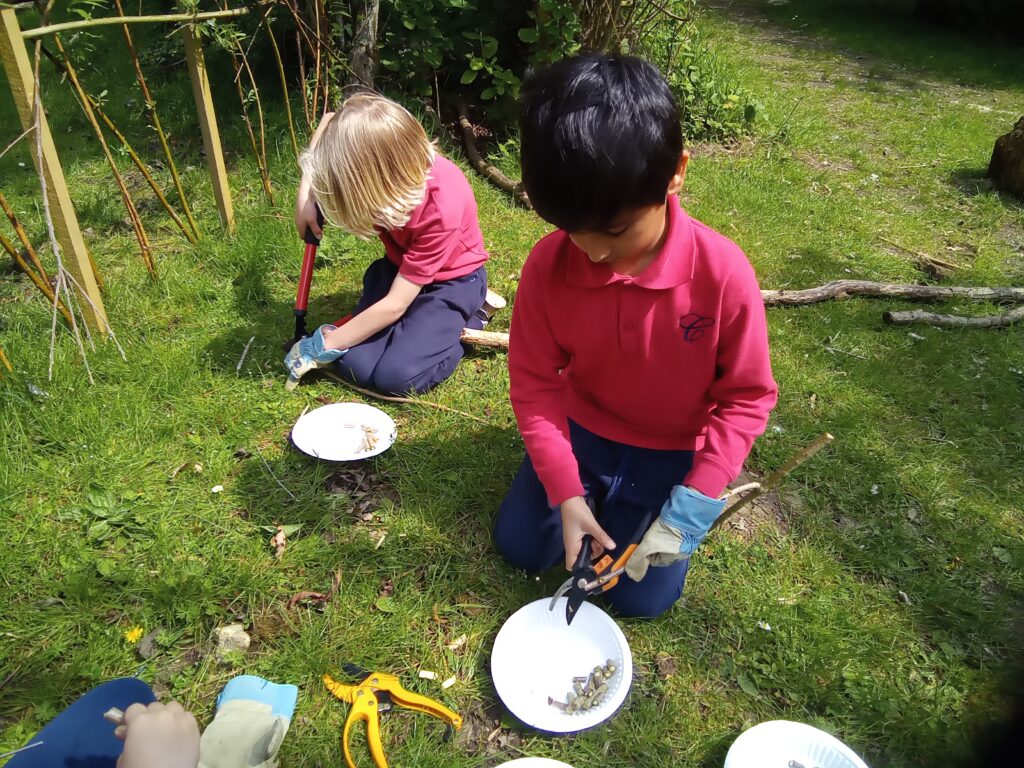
[{"xmin": 348, "ymin": 0, "xmax": 379, "ymax": 89}]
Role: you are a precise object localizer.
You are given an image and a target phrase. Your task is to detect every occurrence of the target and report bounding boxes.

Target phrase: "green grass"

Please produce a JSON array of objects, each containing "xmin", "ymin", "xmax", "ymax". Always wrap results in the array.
[{"xmin": 2, "ymin": 2, "xmax": 1023, "ymax": 766}]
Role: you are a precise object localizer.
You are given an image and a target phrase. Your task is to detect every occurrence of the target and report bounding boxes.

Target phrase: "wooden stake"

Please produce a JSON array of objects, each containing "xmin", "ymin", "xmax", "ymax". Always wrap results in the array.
[
  {"xmin": 0, "ymin": 8, "xmax": 107, "ymax": 333},
  {"xmin": 180, "ymin": 12, "xmax": 235, "ymax": 232}
]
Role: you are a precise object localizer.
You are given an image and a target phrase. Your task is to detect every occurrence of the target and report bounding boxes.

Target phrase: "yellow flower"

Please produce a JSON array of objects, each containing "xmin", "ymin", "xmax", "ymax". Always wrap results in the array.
[{"xmin": 124, "ymin": 626, "xmax": 144, "ymax": 644}]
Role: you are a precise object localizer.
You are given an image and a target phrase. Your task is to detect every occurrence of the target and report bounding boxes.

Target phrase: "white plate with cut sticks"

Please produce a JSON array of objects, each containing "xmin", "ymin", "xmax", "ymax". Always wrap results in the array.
[
  {"xmin": 291, "ymin": 403, "xmax": 397, "ymax": 461},
  {"xmin": 491, "ymin": 598, "xmax": 632, "ymax": 734},
  {"xmin": 724, "ymin": 720, "xmax": 870, "ymax": 768},
  {"xmin": 496, "ymin": 760, "xmax": 575, "ymax": 767}
]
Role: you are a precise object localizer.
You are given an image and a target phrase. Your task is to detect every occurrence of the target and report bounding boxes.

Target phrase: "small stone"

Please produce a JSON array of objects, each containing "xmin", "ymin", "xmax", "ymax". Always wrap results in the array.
[{"xmin": 213, "ymin": 623, "xmax": 250, "ymax": 661}]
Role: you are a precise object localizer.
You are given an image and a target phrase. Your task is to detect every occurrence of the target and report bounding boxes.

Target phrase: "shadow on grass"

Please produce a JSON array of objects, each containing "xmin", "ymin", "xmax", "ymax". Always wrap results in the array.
[
  {"xmin": 711, "ymin": 0, "xmax": 1024, "ymax": 90},
  {"xmin": 948, "ymin": 165, "xmax": 1024, "ymax": 209}
]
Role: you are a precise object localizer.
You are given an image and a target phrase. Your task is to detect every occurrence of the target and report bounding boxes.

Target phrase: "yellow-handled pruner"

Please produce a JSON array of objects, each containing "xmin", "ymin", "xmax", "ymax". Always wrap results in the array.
[{"xmin": 323, "ymin": 664, "xmax": 462, "ymax": 768}]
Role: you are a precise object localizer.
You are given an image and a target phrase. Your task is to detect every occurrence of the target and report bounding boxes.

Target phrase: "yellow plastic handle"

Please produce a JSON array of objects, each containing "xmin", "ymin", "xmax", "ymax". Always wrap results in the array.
[
  {"xmin": 323, "ymin": 673, "xmax": 363, "ymax": 703},
  {"xmin": 386, "ymin": 679, "xmax": 463, "ymax": 730},
  {"xmin": 341, "ymin": 689, "xmax": 388, "ymax": 768}
]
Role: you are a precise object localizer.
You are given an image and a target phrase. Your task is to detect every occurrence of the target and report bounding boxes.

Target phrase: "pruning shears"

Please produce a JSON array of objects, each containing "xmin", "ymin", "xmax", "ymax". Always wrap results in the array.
[
  {"xmin": 290, "ymin": 206, "xmax": 325, "ymax": 348},
  {"xmin": 323, "ymin": 664, "xmax": 462, "ymax": 768},
  {"xmin": 549, "ymin": 508, "xmax": 653, "ymax": 626}
]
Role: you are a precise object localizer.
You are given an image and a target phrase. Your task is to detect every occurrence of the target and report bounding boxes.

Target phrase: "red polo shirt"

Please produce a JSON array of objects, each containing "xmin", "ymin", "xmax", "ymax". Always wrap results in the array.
[
  {"xmin": 509, "ymin": 197, "xmax": 778, "ymax": 506},
  {"xmin": 378, "ymin": 154, "xmax": 488, "ymax": 285}
]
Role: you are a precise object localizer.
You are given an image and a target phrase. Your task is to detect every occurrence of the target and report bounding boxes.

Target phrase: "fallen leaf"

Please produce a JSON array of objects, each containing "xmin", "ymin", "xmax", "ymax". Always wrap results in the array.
[
  {"xmin": 375, "ymin": 596, "xmax": 397, "ymax": 613},
  {"xmin": 233, "ymin": 447, "xmax": 252, "ymax": 460},
  {"xmin": 286, "ymin": 591, "xmax": 328, "ymax": 609},
  {"xmin": 446, "ymin": 633, "xmax": 468, "ymax": 652},
  {"xmin": 270, "ymin": 526, "xmax": 287, "ymax": 558},
  {"xmin": 654, "ymin": 652, "xmax": 677, "ymax": 680}
]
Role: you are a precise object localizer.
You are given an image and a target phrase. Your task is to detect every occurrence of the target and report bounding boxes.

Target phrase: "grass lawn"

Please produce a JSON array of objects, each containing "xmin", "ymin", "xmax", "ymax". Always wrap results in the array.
[{"xmin": 1, "ymin": 1, "xmax": 1022, "ymax": 765}]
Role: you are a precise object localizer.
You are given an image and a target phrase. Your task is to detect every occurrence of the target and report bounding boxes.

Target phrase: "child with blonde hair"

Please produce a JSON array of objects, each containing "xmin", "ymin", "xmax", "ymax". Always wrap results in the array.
[{"xmin": 286, "ymin": 92, "xmax": 490, "ymax": 394}]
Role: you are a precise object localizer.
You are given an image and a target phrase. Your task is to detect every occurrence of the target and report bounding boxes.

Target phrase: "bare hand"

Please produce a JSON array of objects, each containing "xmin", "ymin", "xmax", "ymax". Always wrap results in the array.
[
  {"xmin": 294, "ymin": 176, "xmax": 322, "ymax": 240},
  {"xmin": 559, "ymin": 495, "xmax": 616, "ymax": 571},
  {"xmin": 114, "ymin": 701, "xmax": 200, "ymax": 768}
]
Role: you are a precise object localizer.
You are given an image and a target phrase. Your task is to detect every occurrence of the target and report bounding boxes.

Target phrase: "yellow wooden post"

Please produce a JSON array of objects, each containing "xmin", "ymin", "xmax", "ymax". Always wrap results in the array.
[
  {"xmin": 180, "ymin": 20, "xmax": 235, "ymax": 232},
  {"xmin": 0, "ymin": 9, "xmax": 108, "ymax": 333}
]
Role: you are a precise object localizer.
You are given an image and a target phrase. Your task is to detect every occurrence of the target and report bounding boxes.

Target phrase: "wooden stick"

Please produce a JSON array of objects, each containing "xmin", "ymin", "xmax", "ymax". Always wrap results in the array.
[
  {"xmin": 114, "ymin": 0, "xmax": 199, "ymax": 241},
  {"xmin": 0, "ymin": 188, "xmax": 48, "ymax": 282},
  {"xmin": 880, "ymin": 235, "xmax": 961, "ymax": 272},
  {"xmin": 264, "ymin": 14, "xmax": 299, "ymax": 160},
  {"xmin": 883, "ymin": 305, "xmax": 1024, "ymax": 329},
  {"xmin": 322, "ymin": 370, "xmax": 490, "ymax": 424},
  {"xmin": 454, "ymin": 101, "xmax": 531, "ymax": 209},
  {"xmin": 711, "ymin": 433, "xmax": 834, "ymax": 532},
  {"xmin": 761, "ymin": 281, "xmax": 1024, "ymax": 307},
  {"xmin": 20, "ymin": 7, "xmax": 248, "ymax": 39},
  {"xmin": 0, "ymin": 225, "xmax": 74, "ymax": 327},
  {"xmin": 460, "ymin": 327, "xmax": 509, "ymax": 349},
  {"xmin": 40, "ymin": 45, "xmax": 196, "ymax": 244},
  {"xmin": 236, "ymin": 335, "xmax": 255, "ymax": 373},
  {"xmin": 231, "ymin": 34, "xmax": 274, "ymax": 203},
  {"xmin": 53, "ymin": 36, "xmax": 155, "ymax": 277}
]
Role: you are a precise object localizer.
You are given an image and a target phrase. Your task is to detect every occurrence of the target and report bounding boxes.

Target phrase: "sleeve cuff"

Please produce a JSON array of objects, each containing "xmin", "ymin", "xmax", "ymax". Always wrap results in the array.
[
  {"xmin": 540, "ymin": 473, "xmax": 585, "ymax": 509},
  {"xmin": 397, "ymin": 266, "xmax": 436, "ymax": 286},
  {"xmin": 683, "ymin": 459, "xmax": 733, "ymax": 499}
]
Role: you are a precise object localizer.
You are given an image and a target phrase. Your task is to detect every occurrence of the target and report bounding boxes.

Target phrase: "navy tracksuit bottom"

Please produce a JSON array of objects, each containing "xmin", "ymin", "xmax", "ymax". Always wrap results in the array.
[
  {"xmin": 333, "ymin": 258, "xmax": 486, "ymax": 395},
  {"xmin": 494, "ymin": 420, "xmax": 695, "ymax": 618}
]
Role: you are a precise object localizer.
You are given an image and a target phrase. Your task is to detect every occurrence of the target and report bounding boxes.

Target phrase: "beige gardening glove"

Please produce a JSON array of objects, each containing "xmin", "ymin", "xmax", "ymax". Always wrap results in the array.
[{"xmin": 198, "ymin": 676, "xmax": 297, "ymax": 768}]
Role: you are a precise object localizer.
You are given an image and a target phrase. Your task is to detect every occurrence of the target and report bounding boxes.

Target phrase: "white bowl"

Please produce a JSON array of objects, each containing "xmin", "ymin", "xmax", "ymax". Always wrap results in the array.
[
  {"xmin": 491, "ymin": 598, "xmax": 632, "ymax": 734},
  {"xmin": 724, "ymin": 720, "xmax": 870, "ymax": 768},
  {"xmin": 496, "ymin": 760, "xmax": 575, "ymax": 767},
  {"xmin": 291, "ymin": 402, "xmax": 397, "ymax": 461}
]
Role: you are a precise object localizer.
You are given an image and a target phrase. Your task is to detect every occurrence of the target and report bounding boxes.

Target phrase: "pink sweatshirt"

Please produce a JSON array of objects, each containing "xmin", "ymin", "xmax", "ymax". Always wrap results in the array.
[{"xmin": 509, "ymin": 197, "xmax": 778, "ymax": 506}]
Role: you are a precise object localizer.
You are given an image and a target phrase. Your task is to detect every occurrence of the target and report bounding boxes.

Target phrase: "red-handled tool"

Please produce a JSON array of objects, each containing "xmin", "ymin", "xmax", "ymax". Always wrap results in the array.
[{"xmin": 290, "ymin": 206, "xmax": 324, "ymax": 348}]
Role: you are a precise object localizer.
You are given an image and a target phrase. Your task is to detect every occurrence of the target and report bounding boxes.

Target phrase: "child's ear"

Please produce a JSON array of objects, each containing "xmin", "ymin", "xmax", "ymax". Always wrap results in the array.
[{"xmin": 666, "ymin": 150, "xmax": 690, "ymax": 195}]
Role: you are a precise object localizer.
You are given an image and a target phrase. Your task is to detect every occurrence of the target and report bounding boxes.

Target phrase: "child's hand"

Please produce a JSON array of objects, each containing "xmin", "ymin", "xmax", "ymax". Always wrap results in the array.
[
  {"xmin": 560, "ymin": 496, "xmax": 616, "ymax": 570},
  {"xmin": 114, "ymin": 701, "xmax": 200, "ymax": 768},
  {"xmin": 294, "ymin": 177, "xmax": 323, "ymax": 241}
]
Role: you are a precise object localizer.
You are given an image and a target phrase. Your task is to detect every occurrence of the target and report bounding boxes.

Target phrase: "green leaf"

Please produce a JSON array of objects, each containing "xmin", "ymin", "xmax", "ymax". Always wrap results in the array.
[
  {"xmin": 87, "ymin": 520, "xmax": 112, "ymax": 541},
  {"xmin": 482, "ymin": 40, "xmax": 498, "ymax": 59},
  {"xmin": 96, "ymin": 558, "xmax": 117, "ymax": 578},
  {"xmin": 736, "ymin": 673, "xmax": 758, "ymax": 695},
  {"xmin": 744, "ymin": 103, "xmax": 757, "ymax": 123},
  {"xmin": 481, "ymin": 88, "xmax": 496, "ymax": 100},
  {"xmin": 460, "ymin": 69, "xmax": 478, "ymax": 85},
  {"xmin": 402, "ymin": 18, "xmax": 416, "ymax": 30},
  {"xmin": 518, "ymin": 27, "xmax": 539, "ymax": 43},
  {"xmin": 375, "ymin": 596, "xmax": 397, "ymax": 613},
  {"xmin": 469, "ymin": 57, "xmax": 485, "ymax": 71}
]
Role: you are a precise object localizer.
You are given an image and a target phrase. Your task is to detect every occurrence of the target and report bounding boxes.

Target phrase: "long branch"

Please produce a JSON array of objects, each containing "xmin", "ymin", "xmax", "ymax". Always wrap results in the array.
[
  {"xmin": 54, "ymin": 36, "xmax": 155, "ymax": 277},
  {"xmin": 322, "ymin": 371, "xmax": 490, "ymax": 424},
  {"xmin": 20, "ymin": 7, "xmax": 247, "ymax": 39},
  {"xmin": 883, "ymin": 306, "xmax": 1024, "ymax": 329},
  {"xmin": 454, "ymin": 101, "xmax": 531, "ymax": 209},
  {"xmin": 761, "ymin": 281, "xmax": 1024, "ymax": 307},
  {"xmin": 264, "ymin": 14, "xmax": 299, "ymax": 160},
  {"xmin": 113, "ymin": 0, "xmax": 199, "ymax": 241},
  {"xmin": 0, "ymin": 227, "xmax": 74, "ymax": 326}
]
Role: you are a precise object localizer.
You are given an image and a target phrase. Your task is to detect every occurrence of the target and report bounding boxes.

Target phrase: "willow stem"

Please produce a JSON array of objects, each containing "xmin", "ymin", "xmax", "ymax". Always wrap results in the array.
[
  {"xmin": 0, "ymin": 228, "xmax": 74, "ymax": 327},
  {"xmin": 0, "ymin": 189, "xmax": 49, "ymax": 282},
  {"xmin": 113, "ymin": 0, "xmax": 200, "ymax": 241},
  {"xmin": 264, "ymin": 15, "xmax": 299, "ymax": 160}
]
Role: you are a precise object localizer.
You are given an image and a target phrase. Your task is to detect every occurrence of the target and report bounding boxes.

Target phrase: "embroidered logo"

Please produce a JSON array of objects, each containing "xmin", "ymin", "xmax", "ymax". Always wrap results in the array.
[{"xmin": 678, "ymin": 313, "xmax": 714, "ymax": 342}]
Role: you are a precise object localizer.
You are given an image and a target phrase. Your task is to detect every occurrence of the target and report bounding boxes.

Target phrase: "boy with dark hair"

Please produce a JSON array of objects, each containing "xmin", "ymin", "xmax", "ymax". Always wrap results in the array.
[{"xmin": 493, "ymin": 53, "xmax": 778, "ymax": 618}]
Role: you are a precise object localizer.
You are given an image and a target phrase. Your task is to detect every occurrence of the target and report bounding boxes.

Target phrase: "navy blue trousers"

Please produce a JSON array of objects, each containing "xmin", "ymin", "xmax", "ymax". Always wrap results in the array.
[
  {"xmin": 494, "ymin": 420, "xmax": 694, "ymax": 618},
  {"xmin": 333, "ymin": 259, "xmax": 486, "ymax": 395},
  {"xmin": 7, "ymin": 678, "xmax": 155, "ymax": 767}
]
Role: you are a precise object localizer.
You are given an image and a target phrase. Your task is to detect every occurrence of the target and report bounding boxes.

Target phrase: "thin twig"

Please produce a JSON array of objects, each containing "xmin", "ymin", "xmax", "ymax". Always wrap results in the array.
[
  {"xmin": 255, "ymin": 446, "xmax": 297, "ymax": 501},
  {"xmin": 113, "ymin": 0, "xmax": 200, "ymax": 241},
  {"xmin": 20, "ymin": 7, "xmax": 248, "ymax": 39},
  {"xmin": 0, "ymin": 189, "xmax": 49, "ymax": 282},
  {"xmin": 0, "ymin": 228, "xmax": 74, "ymax": 327},
  {"xmin": 232, "ymin": 36, "xmax": 274, "ymax": 203},
  {"xmin": 264, "ymin": 13, "xmax": 299, "ymax": 160},
  {"xmin": 0, "ymin": 125, "xmax": 34, "ymax": 161},
  {"xmin": 323, "ymin": 370, "xmax": 491, "ymax": 424},
  {"xmin": 236, "ymin": 335, "xmax": 255, "ymax": 373}
]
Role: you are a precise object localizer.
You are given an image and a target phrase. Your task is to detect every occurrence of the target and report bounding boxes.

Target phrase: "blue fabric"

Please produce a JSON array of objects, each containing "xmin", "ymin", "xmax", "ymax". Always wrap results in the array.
[
  {"xmin": 284, "ymin": 324, "xmax": 345, "ymax": 373},
  {"xmin": 6, "ymin": 678, "xmax": 155, "ymax": 768},
  {"xmin": 494, "ymin": 420, "xmax": 694, "ymax": 618},
  {"xmin": 216, "ymin": 676, "xmax": 297, "ymax": 720},
  {"xmin": 333, "ymin": 259, "xmax": 487, "ymax": 395},
  {"xmin": 661, "ymin": 484, "xmax": 725, "ymax": 556}
]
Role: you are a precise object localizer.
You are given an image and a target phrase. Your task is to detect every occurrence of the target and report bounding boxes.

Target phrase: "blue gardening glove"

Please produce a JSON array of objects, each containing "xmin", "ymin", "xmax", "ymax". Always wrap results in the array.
[
  {"xmin": 625, "ymin": 485, "xmax": 726, "ymax": 582},
  {"xmin": 197, "ymin": 675, "xmax": 298, "ymax": 768},
  {"xmin": 283, "ymin": 324, "xmax": 345, "ymax": 391}
]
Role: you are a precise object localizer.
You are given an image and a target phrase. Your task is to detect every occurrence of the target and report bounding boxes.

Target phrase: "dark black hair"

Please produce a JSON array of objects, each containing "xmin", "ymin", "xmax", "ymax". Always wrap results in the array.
[{"xmin": 518, "ymin": 53, "xmax": 683, "ymax": 233}]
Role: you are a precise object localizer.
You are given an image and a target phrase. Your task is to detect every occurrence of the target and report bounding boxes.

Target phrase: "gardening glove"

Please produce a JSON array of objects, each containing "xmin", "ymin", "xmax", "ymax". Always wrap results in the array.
[
  {"xmin": 198, "ymin": 675, "xmax": 298, "ymax": 768},
  {"xmin": 283, "ymin": 324, "xmax": 345, "ymax": 391},
  {"xmin": 625, "ymin": 485, "xmax": 726, "ymax": 582}
]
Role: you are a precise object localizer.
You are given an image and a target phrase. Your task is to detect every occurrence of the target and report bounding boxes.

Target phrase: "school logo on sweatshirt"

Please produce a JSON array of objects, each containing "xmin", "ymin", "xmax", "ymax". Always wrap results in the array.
[{"xmin": 679, "ymin": 313, "xmax": 714, "ymax": 342}]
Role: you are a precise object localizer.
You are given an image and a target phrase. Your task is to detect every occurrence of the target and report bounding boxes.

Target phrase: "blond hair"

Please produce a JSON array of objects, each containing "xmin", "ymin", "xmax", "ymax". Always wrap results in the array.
[{"xmin": 302, "ymin": 93, "xmax": 434, "ymax": 239}]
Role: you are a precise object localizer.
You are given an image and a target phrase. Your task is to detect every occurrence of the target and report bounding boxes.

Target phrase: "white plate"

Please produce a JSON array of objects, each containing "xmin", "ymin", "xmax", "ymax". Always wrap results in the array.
[
  {"xmin": 724, "ymin": 720, "xmax": 870, "ymax": 768},
  {"xmin": 291, "ymin": 403, "xmax": 397, "ymax": 461},
  {"xmin": 496, "ymin": 760, "xmax": 575, "ymax": 767},
  {"xmin": 491, "ymin": 598, "xmax": 632, "ymax": 734}
]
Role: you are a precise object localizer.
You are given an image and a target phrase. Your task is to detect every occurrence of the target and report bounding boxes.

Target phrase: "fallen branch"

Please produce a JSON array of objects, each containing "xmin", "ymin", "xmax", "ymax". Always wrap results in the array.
[
  {"xmin": 323, "ymin": 370, "xmax": 490, "ymax": 424},
  {"xmin": 454, "ymin": 101, "xmax": 531, "ymax": 209},
  {"xmin": 883, "ymin": 305, "xmax": 1024, "ymax": 329},
  {"xmin": 880, "ymin": 235, "xmax": 961, "ymax": 276},
  {"xmin": 286, "ymin": 569, "xmax": 342, "ymax": 609},
  {"xmin": 761, "ymin": 281, "xmax": 1024, "ymax": 307},
  {"xmin": 712, "ymin": 433, "xmax": 834, "ymax": 532},
  {"xmin": 460, "ymin": 327, "xmax": 509, "ymax": 349}
]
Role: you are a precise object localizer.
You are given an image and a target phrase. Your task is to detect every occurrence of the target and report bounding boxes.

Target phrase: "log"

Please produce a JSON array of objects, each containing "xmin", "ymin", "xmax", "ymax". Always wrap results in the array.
[
  {"xmin": 883, "ymin": 305, "xmax": 1024, "ymax": 329},
  {"xmin": 761, "ymin": 281, "xmax": 1024, "ymax": 307},
  {"xmin": 454, "ymin": 101, "xmax": 531, "ymax": 209},
  {"xmin": 460, "ymin": 328, "xmax": 509, "ymax": 349}
]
